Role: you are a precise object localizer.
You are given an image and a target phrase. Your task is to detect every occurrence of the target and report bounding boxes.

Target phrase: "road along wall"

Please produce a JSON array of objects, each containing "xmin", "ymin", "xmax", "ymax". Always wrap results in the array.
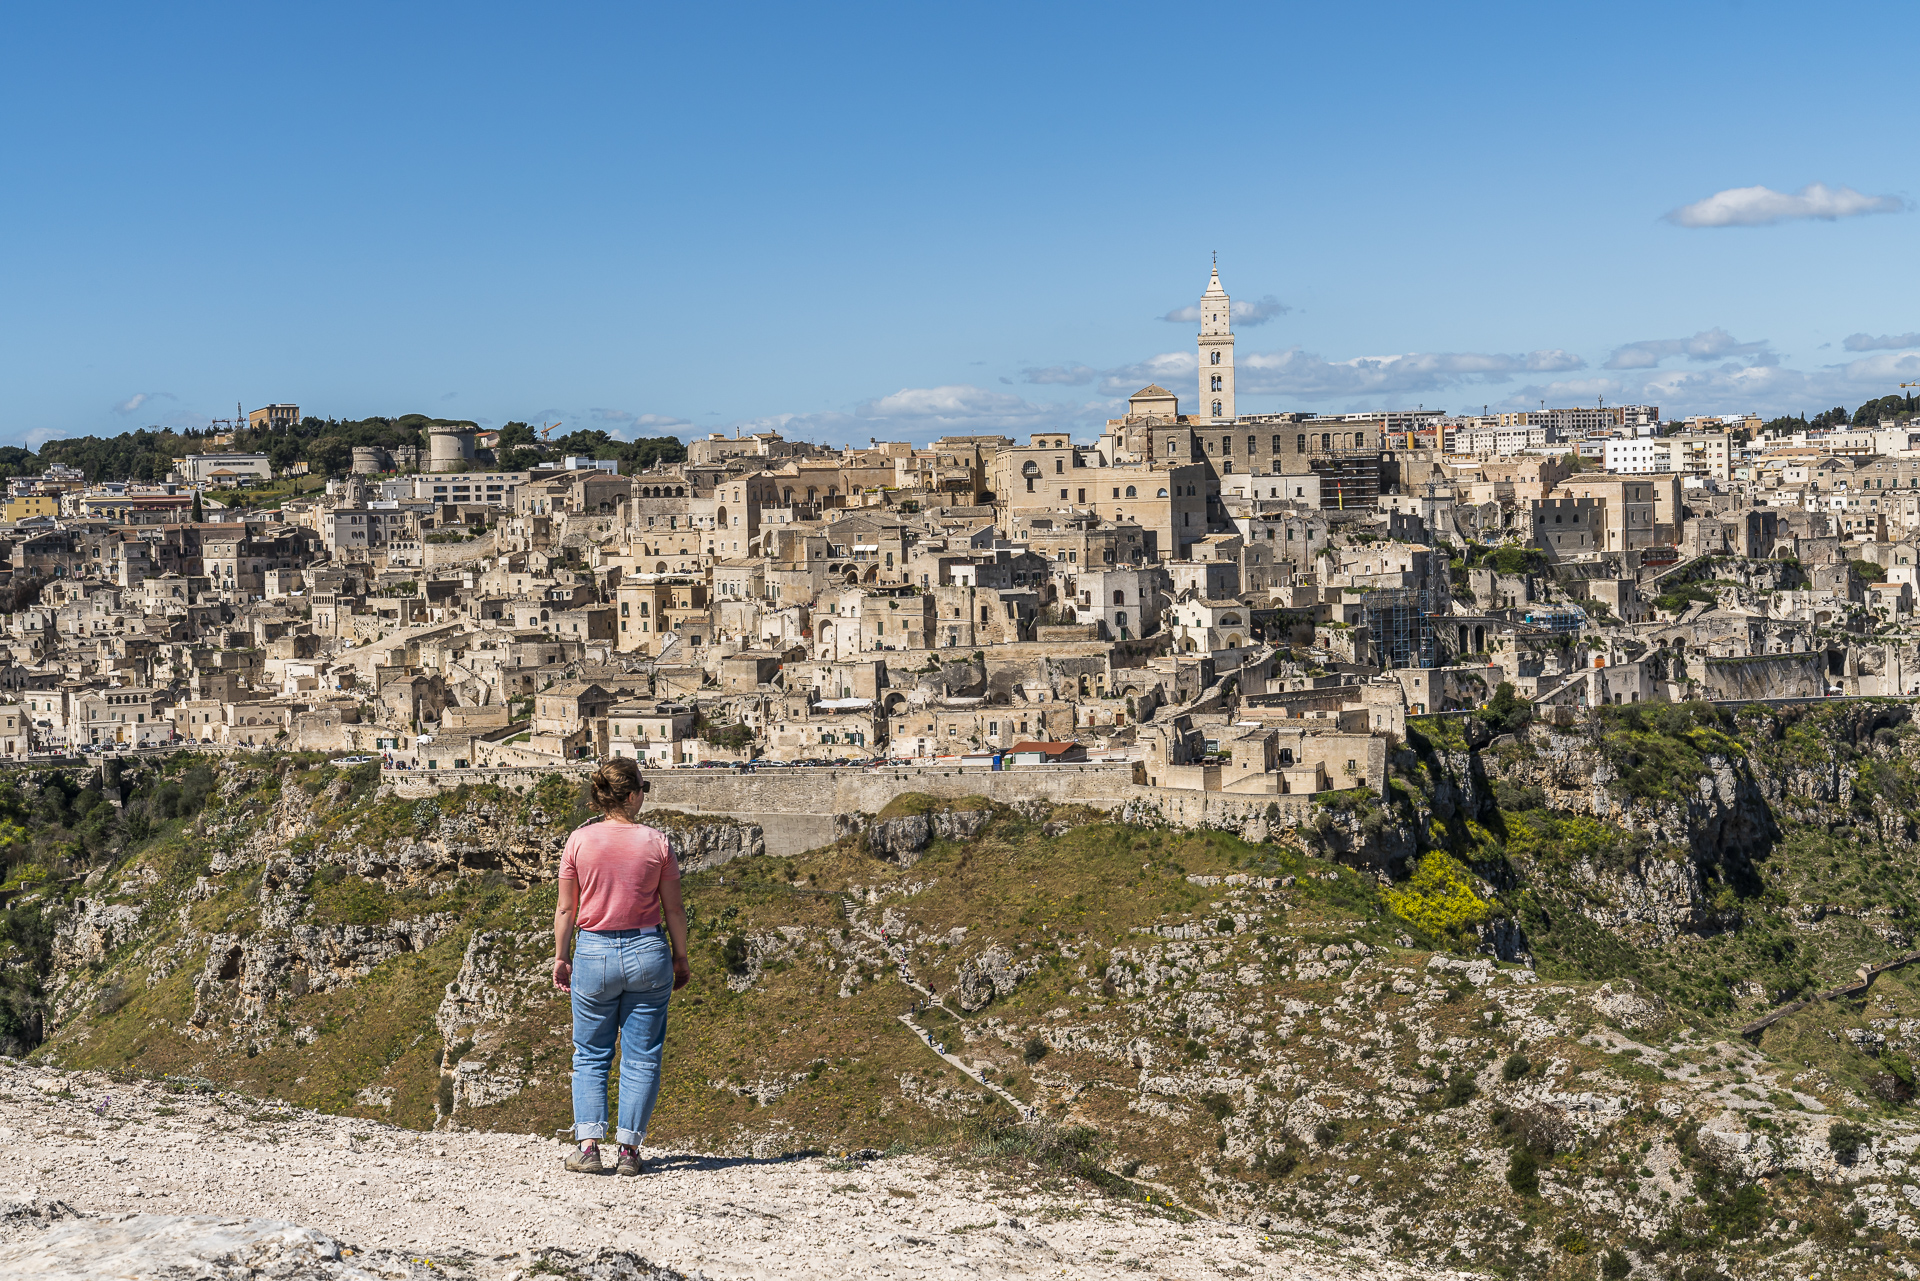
[{"xmin": 381, "ymin": 761, "xmax": 1145, "ymax": 856}]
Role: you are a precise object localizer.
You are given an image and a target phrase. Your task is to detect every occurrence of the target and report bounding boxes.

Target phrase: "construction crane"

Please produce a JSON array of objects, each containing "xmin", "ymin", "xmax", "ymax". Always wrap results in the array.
[{"xmin": 539, "ymin": 421, "xmax": 562, "ymax": 441}]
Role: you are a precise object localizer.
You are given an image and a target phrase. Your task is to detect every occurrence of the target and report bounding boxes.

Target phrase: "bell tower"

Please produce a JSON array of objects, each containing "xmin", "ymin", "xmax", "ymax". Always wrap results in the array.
[{"xmin": 1197, "ymin": 258, "xmax": 1235, "ymax": 421}]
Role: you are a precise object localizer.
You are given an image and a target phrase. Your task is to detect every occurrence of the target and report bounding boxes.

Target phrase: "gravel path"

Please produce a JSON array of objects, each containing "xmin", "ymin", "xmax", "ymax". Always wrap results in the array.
[{"xmin": 0, "ymin": 1062, "xmax": 1461, "ymax": 1280}]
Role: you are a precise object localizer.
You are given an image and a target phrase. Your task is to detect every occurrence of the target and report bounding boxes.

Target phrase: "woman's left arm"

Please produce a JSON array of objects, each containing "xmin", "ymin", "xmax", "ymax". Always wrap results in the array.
[{"xmin": 661, "ymin": 874, "xmax": 691, "ymax": 990}]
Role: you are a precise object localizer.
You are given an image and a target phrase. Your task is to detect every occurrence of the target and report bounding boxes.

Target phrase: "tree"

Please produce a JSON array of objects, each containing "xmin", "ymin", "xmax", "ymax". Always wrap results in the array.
[
  {"xmin": 1809, "ymin": 405, "xmax": 1850, "ymax": 430},
  {"xmin": 190, "ymin": 490, "xmax": 203, "ymax": 523},
  {"xmin": 309, "ymin": 438, "xmax": 352, "ymax": 477},
  {"xmin": 1478, "ymin": 682, "xmax": 1533, "ymax": 734},
  {"xmin": 1852, "ymin": 392, "xmax": 1915, "ymax": 426}
]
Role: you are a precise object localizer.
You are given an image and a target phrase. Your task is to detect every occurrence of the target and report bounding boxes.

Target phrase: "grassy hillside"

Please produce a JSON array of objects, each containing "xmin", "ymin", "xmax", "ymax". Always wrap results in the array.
[{"xmin": 11, "ymin": 709, "xmax": 1920, "ymax": 1277}]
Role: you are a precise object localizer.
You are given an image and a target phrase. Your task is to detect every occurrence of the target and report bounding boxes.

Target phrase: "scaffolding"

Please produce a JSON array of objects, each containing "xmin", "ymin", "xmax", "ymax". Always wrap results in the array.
[
  {"xmin": 1308, "ymin": 449, "xmax": 1381, "ymax": 511},
  {"xmin": 1361, "ymin": 587, "xmax": 1434, "ymax": 670}
]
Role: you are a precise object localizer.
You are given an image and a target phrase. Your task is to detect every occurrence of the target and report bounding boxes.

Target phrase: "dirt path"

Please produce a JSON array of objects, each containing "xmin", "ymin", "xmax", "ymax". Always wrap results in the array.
[{"xmin": 0, "ymin": 1061, "xmax": 1463, "ymax": 1280}]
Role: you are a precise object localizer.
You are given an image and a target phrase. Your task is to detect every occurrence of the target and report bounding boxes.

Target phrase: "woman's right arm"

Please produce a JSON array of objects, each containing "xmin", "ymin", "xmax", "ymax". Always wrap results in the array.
[{"xmin": 553, "ymin": 877, "xmax": 579, "ymax": 991}]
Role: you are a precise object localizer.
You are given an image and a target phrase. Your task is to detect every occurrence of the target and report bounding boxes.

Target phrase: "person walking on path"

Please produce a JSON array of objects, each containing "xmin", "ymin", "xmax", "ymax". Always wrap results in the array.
[{"xmin": 552, "ymin": 757, "xmax": 691, "ymax": 1176}]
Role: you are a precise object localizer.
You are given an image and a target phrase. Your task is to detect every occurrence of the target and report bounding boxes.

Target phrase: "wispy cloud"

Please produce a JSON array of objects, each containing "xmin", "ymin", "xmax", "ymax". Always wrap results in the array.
[
  {"xmin": 586, "ymin": 408, "xmax": 692, "ymax": 438},
  {"xmin": 1234, "ymin": 347, "xmax": 1584, "ymax": 399},
  {"xmin": 1844, "ymin": 332, "xmax": 1920, "ymax": 352},
  {"xmin": 1666, "ymin": 182, "xmax": 1905, "ymax": 228},
  {"xmin": 726, "ymin": 384, "xmax": 1107, "ymax": 447},
  {"xmin": 1022, "ymin": 364, "xmax": 1098, "ymax": 386},
  {"xmin": 112, "ymin": 391, "xmax": 174, "ymax": 416},
  {"xmin": 1511, "ymin": 347, "xmax": 1920, "ymax": 420},
  {"xmin": 1160, "ymin": 295, "xmax": 1289, "ymax": 326},
  {"xmin": 1603, "ymin": 328, "xmax": 1769, "ymax": 370}
]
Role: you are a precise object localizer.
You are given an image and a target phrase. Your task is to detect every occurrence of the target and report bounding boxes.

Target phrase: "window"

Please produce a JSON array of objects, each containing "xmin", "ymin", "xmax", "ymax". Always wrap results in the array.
[
  {"xmin": 1273, "ymin": 436, "xmax": 1284, "ymax": 453},
  {"xmin": 1113, "ymin": 589, "xmax": 1125, "ymax": 604},
  {"xmin": 1026, "ymin": 478, "xmax": 1035, "ymax": 492},
  {"xmin": 1211, "ymin": 375, "xmax": 1222, "ymax": 392},
  {"xmin": 1210, "ymin": 350, "xmax": 1221, "ymax": 365},
  {"xmin": 1054, "ymin": 458, "xmax": 1063, "ymax": 474},
  {"xmin": 1248, "ymin": 436, "xmax": 1256, "ymax": 456},
  {"xmin": 1166, "ymin": 438, "xmax": 1178, "ymax": 454},
  {"xmin": 1125, "ymin": 485, "xmax": 1136, "ymax": 498},
  {"xmin": 1211, "ymin": 400, "xmax": 1223, "ymax": 417},
  {"xmin": 1220, "ymin": 436, "xmax": 1231, "ymax": 454},
  {"xmin": 1060, "ymin": 489, "xmax": 1069, "ymax": 499},
  {"xmin": 1077, "ymin": 489, "xmax": 1085, "ymax": 503},
  {"xmin": 1157, "ymin": 487, "xmax": 1168, "ymax": 497},
  {"xmin": 1322, "ymin": 433, "xmax": 1332, "ymax": 449}
]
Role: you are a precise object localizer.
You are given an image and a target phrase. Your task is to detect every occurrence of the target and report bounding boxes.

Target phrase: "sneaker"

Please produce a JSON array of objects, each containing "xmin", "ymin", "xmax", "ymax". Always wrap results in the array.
[
  {"xmin": 565, "ymin": 1142, "xmax": 610, "ymax": 1174},
  {"xmin": 615, "ymin": 1145, "xmax": 642, "ymax": 1177}
]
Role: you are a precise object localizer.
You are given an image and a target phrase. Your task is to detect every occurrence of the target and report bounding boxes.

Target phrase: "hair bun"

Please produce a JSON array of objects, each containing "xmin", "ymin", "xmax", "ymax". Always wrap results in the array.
[{"xmin": 590, "ymin": 756, "xmax": 645, "ymax": 814}]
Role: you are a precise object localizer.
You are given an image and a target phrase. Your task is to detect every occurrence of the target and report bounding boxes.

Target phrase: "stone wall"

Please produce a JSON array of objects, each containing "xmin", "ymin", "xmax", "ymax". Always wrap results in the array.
[
  {"xmin": 1692, "ymin": 653, "xmax": 1828, "ymax": 701},
  {"xmin": 379, "ymin": 759, "xmax": 1367, "ymax": 857},
  {"xmin": 646, "ymin": 762, "xmax": 1140, "ymax": 855}
]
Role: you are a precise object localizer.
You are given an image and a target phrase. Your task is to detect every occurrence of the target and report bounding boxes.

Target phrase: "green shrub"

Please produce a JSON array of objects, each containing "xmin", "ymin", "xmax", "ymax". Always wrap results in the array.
[
  {"xmin": 721, "ymin": 933, "xmax": 750, "ymax": 975},
  {"xmin": 1442, "ymin": 1073, "xmax": 1477, "ymax": 1108},
  {"xmin": 1477, "ymin": 682, "xmax": 1532, "ymax": 735},
  {"xmin": 1502, "ymin": 1052, "xmax": 1531, "ymax": 1082},
  {"xmin": 1022, "ymin": 1036, "xmax": 1049, "ymax": 1065},
  {"xmin": 1506, "ymin": 1146, "xmax": 1539, "ymax": 1197},
  {"xmin": 1600, "ymin": 1248, "xmax": 1630, "ymax": 1279},
  {"xmin": 1828, "ymin": 1120, "xmax": 1869, "ymax": 1156}
]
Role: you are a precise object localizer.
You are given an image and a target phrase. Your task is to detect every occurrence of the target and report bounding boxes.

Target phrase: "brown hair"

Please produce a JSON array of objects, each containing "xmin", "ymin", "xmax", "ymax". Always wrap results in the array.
[{"xmin": 588, "ymin": 756, "xmax": 648, "ymax": 814}]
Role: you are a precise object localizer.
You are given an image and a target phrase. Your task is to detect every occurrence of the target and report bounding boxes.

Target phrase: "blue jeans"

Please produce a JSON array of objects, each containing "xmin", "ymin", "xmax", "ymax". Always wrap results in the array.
[{"xmin": 569, "ymin": 926, "xmax": 672, "ymax": 1146}]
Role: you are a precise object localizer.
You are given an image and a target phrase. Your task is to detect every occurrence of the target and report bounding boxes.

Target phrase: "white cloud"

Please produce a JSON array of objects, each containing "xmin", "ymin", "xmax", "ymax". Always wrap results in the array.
[
  {"xmin": 112, "ymin": 391, "xmax": 174, "ymax": 416},
  {"xmin": 1603, "ymin": 328, "xmax": 1770, "ymax": 370},
  {"xmin": 1160, "ymin": 295, "xmax": 1289, "ymax": 326},
  {"xmin": 1666, "ymin": 182, "xmax": 1905, "ymax": 228},
  {"xmin": 1844, "ymin": 332, "xmax": 1920, "ymax": 352},
  {"xmin": 1022, "ymin": 364, "xmax": 1098, "ymax": 386}
]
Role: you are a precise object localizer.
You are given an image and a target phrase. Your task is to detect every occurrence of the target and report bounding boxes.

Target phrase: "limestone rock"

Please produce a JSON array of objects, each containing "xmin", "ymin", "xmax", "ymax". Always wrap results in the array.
[
  {"xmin": 0, "ymin": 1212, "xmax": 419, "ymax": 1281},
  {"xmin": 867, "ymin": 806, "xmax": 992, "ymax": 867},
  {"xmin": 955, "ymin": 942, "xmax": 1037, "ymax": 1011}
]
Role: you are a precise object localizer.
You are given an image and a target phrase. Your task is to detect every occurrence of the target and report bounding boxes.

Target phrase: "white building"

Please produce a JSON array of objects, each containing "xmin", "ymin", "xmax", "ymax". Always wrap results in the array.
[
  {"xmin": 1603, "ymin": 438, "xmax": 1665, "ymax": 473},
  {"xmin": 179, "ymin": 453, "xmax": 274, "ymax": 485}
]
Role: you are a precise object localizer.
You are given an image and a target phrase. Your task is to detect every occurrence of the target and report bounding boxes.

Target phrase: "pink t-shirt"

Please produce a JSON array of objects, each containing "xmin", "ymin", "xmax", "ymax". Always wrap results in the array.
[{"xmin": 559, "ymin": 820, "xmax": 679, "ymax": 931}]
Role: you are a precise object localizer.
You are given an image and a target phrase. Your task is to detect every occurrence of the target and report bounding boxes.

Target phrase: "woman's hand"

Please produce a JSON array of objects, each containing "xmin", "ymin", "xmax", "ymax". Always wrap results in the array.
[
  {"xmin": 553, "ymin": 958, "xmax": 572, "ymax": 992},
  {"xmin": 672, "ymin": 954, "xmax": 691, "ymax": 991}
]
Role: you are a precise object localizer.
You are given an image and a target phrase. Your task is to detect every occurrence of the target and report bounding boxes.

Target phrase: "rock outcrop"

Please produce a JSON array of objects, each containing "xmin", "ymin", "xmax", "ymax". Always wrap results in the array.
[{"xmin": 866, "ymin": 806, "xmax": 993, "ymax": 867}]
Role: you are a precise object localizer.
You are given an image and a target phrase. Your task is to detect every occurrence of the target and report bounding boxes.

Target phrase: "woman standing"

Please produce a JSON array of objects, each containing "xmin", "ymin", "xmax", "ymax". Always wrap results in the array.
[{"xmin": 553, "ymin": 757, "xmax": 691, "ymax": 1176}]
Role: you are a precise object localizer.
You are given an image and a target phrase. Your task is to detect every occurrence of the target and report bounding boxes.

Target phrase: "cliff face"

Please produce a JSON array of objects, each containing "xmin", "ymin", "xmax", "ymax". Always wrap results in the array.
[{"xmin": 1383, "ymin": 702, "xmax": 1920, "ymax": 1014}]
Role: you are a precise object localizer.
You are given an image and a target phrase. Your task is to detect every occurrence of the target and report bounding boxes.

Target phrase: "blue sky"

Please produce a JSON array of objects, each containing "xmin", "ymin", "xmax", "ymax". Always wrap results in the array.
[{"xmin": 5, "ymin": 1, "xmax": 1919, "ymax": 448}]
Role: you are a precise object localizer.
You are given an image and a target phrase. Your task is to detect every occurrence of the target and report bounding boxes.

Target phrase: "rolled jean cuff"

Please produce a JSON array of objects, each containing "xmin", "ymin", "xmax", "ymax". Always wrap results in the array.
[
  {"xmin": 573, "ymin": 1122, "xmax": 607, "ymax": 1140},
  {"xmin": 615, "ymin": 1128, "xmax": 645, "ymax": 1147}
]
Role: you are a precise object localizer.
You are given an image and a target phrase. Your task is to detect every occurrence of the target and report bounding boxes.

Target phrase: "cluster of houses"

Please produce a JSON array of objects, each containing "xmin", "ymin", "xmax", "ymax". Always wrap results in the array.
[{"xmin": 3, "ymin": 271, "xmax": 1911, "ymax": 798}]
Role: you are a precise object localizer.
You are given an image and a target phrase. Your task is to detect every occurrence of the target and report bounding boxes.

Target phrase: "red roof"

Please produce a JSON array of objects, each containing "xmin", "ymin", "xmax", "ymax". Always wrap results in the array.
[{"xmin": 1008, "ymin": 741, "xmax": 1077, "ymax": 756}]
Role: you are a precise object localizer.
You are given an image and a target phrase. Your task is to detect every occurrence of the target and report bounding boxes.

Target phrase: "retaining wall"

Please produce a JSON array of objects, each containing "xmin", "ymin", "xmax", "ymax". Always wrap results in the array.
[{"xmin": 380, "ymin": 760, "xmax": 1141, "ymax": 855}]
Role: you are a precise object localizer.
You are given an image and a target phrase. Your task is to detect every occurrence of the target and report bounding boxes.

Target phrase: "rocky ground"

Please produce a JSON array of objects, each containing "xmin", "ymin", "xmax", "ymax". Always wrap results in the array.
[{"xmin": 0, "ymin": 1061, "xmax": 1469, "ymax": 1281}]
